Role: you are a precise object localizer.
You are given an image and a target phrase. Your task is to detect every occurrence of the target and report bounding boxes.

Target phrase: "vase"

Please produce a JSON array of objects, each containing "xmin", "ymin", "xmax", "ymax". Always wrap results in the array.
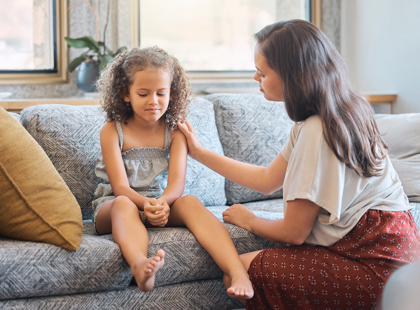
[{"xmin": 77, "ymin": 61, "xmax": 100, "ymax": 93}]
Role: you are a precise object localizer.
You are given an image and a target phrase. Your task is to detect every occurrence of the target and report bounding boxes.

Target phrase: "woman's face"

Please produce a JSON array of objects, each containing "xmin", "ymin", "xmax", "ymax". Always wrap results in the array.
[{"xmin": 253, "ymin": 45, "xmax": 284, "ymax": 102}]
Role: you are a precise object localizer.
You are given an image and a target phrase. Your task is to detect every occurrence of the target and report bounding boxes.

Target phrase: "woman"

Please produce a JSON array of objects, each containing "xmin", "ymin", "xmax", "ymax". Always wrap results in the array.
[{"xmin": 178, "ymin": 19, "xmax": 420, "ymax": 309}]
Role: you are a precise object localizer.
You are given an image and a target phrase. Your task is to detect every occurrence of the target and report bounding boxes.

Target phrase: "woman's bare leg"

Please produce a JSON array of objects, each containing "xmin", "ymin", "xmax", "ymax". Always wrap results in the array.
[
  {"xmin": 167, "ymin": 195, "xmax": 253, "ymax": 299},
  {"xmin": 96, "ymin": 196, "xmax": 164, "ymax": 292}
]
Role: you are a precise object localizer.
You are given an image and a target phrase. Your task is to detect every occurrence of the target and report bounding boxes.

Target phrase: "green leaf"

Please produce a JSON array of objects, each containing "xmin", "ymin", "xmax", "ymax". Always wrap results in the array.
[
  {"xmin": 98, "ymin": 54, "xmax": 114, "ymax": 71},
  {"xmin": 97, "ymin": 41, "xmax": 113, "ymax": 56},
  {"xmin": 65, "ymin": 36, "xmax": 101, "ymax": 54},
  {"xmin": 68, "ymin": 54, "xmax": 88, "ymax": 72},
  {"xmin": 113, "ymin": 46, "xmax": 127, "ymax": 57}
]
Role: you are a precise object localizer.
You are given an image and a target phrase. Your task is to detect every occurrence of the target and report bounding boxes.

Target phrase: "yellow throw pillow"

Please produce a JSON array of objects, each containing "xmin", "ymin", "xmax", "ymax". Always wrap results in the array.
[{"xmin": 0, "ymin": 107, "xmax": 82, "ymax": 251}]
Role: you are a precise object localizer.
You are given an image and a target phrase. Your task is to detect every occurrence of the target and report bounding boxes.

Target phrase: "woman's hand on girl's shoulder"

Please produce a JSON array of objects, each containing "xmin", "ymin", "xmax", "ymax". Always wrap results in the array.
[{"xmin": 177, "ymin": 120, "xmax": 203, "ymax": 160}]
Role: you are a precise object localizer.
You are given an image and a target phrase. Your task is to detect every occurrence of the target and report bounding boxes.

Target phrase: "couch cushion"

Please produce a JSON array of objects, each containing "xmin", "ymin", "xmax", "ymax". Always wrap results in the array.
[
  {"xmin": 183, "ymin": 97, "xmax": 226, "ymax": 206},
  {"xmin": 21, "ymin": 104, "xmax": 105, "ymax": 220},
  {"xmin": 0, "ymin": 223, "xmax": 131, "ymax": 300},
  {"xmin": 206, "ymin": 93, "xmax": 294, "ymax": 204},
  {"xmin": 0, "ymin": 197, "xmax": 284, "ymax": 299},
  {"xmin": 0, "ymin": 107, "xmax": 82, "ymax": 252},
  {"xmin": 0, "ymin": 279, "xmax": 243, "ymax": 310},
  {"xmin": 375, "ymin": 113, "xmax": 420, "ymax": 202}
]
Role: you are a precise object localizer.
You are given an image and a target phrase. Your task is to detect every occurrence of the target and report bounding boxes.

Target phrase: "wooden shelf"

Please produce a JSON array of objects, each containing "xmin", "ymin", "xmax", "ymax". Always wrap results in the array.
[{"xmin": 362, "ymin": 94, "xmax": 396, "ymax": 114}]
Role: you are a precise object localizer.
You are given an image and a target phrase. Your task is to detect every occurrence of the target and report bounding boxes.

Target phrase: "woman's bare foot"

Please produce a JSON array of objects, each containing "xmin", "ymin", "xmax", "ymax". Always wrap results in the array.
[
  {"xmin": 131, "ymin": 249, "xmax": 165, "ymax": 292},
  {"xmin": 226, "ymin": 272, "xmax": 254, "ymax": 300}
]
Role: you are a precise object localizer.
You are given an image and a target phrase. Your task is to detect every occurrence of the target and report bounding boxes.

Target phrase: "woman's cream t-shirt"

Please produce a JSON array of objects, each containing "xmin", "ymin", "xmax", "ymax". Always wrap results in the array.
[{"xmin": 281, "ymin": 115, "xmax": 410, "ymax": 247}]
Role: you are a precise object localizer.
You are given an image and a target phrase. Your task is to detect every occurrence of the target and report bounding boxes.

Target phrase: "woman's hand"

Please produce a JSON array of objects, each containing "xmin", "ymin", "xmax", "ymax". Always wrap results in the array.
[
  {"xmin": 177, "ymin": 120, "xmax": 204, "ymax": 161},
  {"xmin": 222, "ymin": 204, "xmax": 257, "ymax": 232}
]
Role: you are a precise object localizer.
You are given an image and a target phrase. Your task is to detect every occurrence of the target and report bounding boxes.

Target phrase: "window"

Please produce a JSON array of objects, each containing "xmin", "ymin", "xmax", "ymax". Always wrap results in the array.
[
  {"xmin": 133, "ymin": 0, "xmax": 317, "ymax": 83},
  {"xmin": 0, "ymin": 0, "xmax": 68, "ymax": 84}
]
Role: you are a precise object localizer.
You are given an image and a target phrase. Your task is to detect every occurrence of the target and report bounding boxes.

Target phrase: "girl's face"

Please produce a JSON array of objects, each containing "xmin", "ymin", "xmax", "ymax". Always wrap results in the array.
[
  {"xmin": 253, "ymin": 45, "xmax": 284, "ymax": 102},
  {"xmin": 124, "ymin": 68, "xmax": 171, "ymax": 125}
]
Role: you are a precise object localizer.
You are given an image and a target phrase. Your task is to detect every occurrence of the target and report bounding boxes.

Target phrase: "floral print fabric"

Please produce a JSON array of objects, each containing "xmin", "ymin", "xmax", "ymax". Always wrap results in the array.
[{"xmin": 247, "ymin": 210, "xmax": 420, "ymax": 310}]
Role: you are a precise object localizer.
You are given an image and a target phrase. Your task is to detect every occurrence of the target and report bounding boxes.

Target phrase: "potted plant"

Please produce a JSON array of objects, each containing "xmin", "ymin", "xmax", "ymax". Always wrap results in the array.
[
  {"xmin": 65, "ymin": 1, "xmax": 127, "ymax": 92},
  {"xmin": 65, "ymin": 36, "xmax": 127, "ymax": 92}
]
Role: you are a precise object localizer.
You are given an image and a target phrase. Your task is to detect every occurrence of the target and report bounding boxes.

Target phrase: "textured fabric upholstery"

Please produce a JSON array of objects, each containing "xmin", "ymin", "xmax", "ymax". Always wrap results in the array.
[
  {"xmin": 21, "ymin": 104, "xmax": 105, "ymax": 220},
  {"xmin": 0, "ymin": 280, "xmax": 243, "ymax": 310},
  {"xmin": 409, "ymin": 202, "xmax": 420, "ymax": 231},
  {"xmin": 0, "ymin": 199, "xmax": 284, "ymax": 300},
  {"xmin": 206, "ymin": 93, "xmax": 295, "ymax": 205},
  {"xmin": 183, "ymin": 97, "xmax": 226, "ymax": 206},
  {"xmin": 8, "ymin": 112, "xmax": 21, "ymax": 123},
  {"xmin": 0, "ymin": 223, "xmax": 131, "ymax": 300}
]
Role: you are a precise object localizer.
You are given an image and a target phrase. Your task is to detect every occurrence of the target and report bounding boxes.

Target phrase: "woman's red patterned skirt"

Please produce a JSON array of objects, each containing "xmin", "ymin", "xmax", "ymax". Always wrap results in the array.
[{"xmin": 246, "ymin": 210, "xmax": 420, "ymax": 310}]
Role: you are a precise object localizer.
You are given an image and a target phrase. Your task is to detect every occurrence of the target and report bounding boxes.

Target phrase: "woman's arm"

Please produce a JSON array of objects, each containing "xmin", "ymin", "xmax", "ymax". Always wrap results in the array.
[
  {"xmin": 178, "ymin": 120, "xmax": 287, "ymax": 195},
  {"xmin": 159, "ymin": 129, "xmax": 188, "ymax": 206},
  {"xmin": 223, "ymin": 199, "xmax": 320, "ymax": 245},
  {"xmin": 100, "ymin": 122, "xmax": 153, "ymax": 211}
]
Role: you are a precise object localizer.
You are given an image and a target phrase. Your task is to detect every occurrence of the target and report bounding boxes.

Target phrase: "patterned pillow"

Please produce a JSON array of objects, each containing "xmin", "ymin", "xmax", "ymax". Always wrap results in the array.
[
  {"xmin": 0, "ymin": 107, "xmax": 82, "ymax": 251},
  {"xmin": 21, "ymin": 104, "xmax": 105, "ymax": 220},
  {"xmin": 183, "ymin": 97, "xmax": 226, "ymax": 206},
  {"xmin": 206, "ymin": 93, "xmax": 294, "ymax": 205},
  {"xmin": 8, "ymin": 112, "xmax": 21, "ymax": 123}
]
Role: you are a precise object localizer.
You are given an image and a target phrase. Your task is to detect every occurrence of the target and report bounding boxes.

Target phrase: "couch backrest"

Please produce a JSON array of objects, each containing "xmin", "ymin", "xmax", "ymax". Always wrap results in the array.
[
  {"xmin": 20, "ymin": 97, "xmax": 226, "ymax": 220},
  {"xmin": 205, "ymin": 93, "xmax": 295, "ymax": 205},
  {"xmin": 21, "ymin": 105, "xmax": 104, "ymax": 220}
]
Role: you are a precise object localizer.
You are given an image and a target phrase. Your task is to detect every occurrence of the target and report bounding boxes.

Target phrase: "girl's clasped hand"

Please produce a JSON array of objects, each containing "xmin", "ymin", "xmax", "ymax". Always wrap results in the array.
[{"xmin": 144, "ymin": 198, "xmax": 170, "ymax": 227}]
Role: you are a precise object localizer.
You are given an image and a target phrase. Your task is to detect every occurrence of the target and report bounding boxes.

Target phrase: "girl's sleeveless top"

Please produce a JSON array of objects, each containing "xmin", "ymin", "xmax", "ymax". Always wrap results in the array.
[{"xmin": 91, "ymin": 121, "xmax": 171, "ymax": 217}]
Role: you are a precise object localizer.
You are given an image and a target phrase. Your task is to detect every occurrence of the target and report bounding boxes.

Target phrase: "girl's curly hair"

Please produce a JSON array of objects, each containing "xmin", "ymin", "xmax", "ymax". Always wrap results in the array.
[{"xmin": 96, "ymin": 46, "xmax": 193, "ymax": 131}]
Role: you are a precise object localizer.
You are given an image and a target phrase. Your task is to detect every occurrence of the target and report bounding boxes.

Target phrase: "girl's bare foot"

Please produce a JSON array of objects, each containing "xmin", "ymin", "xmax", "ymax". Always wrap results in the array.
[
  {"xmin": 131, "ymin": 249, "xmax": 165, "ymax": 292},
  {"xmin": 226, "ymin": 272, "xmax": 254, "ymax": 300}
]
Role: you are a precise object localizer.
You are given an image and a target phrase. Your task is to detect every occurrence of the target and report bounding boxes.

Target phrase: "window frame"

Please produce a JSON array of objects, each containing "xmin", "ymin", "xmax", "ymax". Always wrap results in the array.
[
  {"xmin": 131, "ymin": 0, "xmax": 321, "ymax": 84},
  {"xmin": 0, "ymin": 0, "xmax": 68, "ymax": 85}
]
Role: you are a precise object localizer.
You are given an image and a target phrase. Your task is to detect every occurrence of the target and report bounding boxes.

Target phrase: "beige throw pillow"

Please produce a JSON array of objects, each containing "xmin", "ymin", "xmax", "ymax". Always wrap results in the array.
[
  {"xmin": 376, "ymin": 113, "xmax": 420, "ymax": 203},
  {"xmin": 0, "ymin": 107, "xmax": 82, "ymax": 251}
]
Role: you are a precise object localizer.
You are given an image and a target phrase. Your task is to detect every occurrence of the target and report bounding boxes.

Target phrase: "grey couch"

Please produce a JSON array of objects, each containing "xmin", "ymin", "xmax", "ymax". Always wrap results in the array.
[{"xmin": 1, "ymin": 94, "xmax": 419, "ymax": 309}]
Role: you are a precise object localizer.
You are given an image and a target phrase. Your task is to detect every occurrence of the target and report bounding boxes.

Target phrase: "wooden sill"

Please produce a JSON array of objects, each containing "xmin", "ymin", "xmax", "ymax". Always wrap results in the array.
[
  {"xmin": 0, "ymin": 98, "xmax": 100, "ymax": 113},
  {"xmin": 0, "ymin": 94, "xmax": 397, "ymax": 114}
]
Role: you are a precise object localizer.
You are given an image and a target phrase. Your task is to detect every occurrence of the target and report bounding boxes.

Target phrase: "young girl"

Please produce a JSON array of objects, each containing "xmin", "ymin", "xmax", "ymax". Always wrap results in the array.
[
  {"xmin": 91, "ymin": 46, "xmax": 253, "ymax": 297},
  {"xmin": 178, "ymin": 20, "xmax": 420, "ymax": 309}
]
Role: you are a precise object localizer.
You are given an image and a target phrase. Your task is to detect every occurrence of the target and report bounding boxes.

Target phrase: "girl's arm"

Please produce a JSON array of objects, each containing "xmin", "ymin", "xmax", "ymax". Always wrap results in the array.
[
  {"xmin": 100, "ymin": 122, "xmax": 158, "ymax": 212},
  {"xmin": 159, "ymin": 129, "xmax": 188, "ymax": 206},
  {"xmin": 178, "ymin": 120, "xmax": 287, "ymax": 195},
  {"xmin": 223, "ymin": 199, "xmax": 320, "ymax": 245}
]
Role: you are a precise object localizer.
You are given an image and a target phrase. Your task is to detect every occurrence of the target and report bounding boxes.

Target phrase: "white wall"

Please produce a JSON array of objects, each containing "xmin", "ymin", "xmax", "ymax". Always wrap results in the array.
[{"xmin": 340, "ymin": 0, "xmax": 420, "ymax": 113}]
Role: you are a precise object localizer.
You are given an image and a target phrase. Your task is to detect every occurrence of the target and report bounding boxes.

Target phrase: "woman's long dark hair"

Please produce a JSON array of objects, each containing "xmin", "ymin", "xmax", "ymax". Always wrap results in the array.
[{"xmin": 255, "ymin": 19, "xmax": 387, "ymax": 177}]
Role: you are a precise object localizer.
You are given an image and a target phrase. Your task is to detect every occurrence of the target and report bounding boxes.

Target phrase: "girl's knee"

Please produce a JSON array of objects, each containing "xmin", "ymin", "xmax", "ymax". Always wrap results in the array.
[
  {"xmin": 173, "ymin": 195, "xmax": 203, "ymax": 210},
  {"xmin": 111, "ymin": 196, "xmax": 137, "ymax": 215},
  {"xmin": 171, "ymin": 196, "xmax": 207, "ymax": 218}
]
